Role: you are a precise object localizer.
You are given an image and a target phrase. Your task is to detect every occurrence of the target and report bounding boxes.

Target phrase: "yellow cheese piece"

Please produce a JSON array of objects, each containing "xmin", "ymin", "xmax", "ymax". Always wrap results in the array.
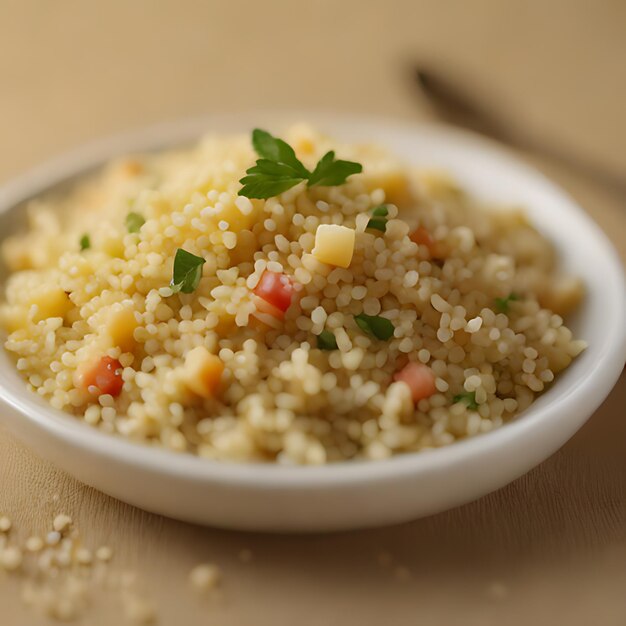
[
  {"xmin": 182, "ymin": 346, "xmax": 224, "ymax": 398},
  {"xmin": 365, "ymin": 170, "xmax": 413, "ymax": 207},
  {"xmin": 105, "ymin": 307, "xmax": 138, "ymax": 352},
  {"xmin": 312, "ymin": 224, "xmax": 355, "ymax": 268},
  {"xmin": 29, "ymin": 287, "xmax": 72, "ymax": 323},
  {"xmin": 101, "ymin": 235, "xmax": 125, "ymax": 258}
]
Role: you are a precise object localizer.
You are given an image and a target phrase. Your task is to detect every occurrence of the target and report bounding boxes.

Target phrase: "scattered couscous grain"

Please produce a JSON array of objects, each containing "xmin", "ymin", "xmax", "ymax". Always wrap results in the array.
[
  {"xmin": 46, "ymin": 531, "xmax": 62, "ymax": 546},
  {"xmin": 25, "ymin": 536, "xmax": 45, "ymax": 553},
  {"xmin": 189, "ymin": 563, "xmax": 221, "ymax": 592},
  {"xmin": 122, "ymin": 595, "xmax": 156, "ymax": 625},
  {"xmin": 1, "ymin": 546, "xmax": 23, "ymax": 571},
  {"xmin": 0, "ymin": 125, "xmax": 585, "ymax": 463},
  {"xmin": 75, "ymin": 547, "xmax": 93, "ymax": 565},
  {"xmin": 96, "ymin": 545, "xmax": 113, "ymax": 562},
  {"xmin": 53, "ymin": 514, "xmax": 72, "ymax": 533},
  {"xmin": 0, "ymin": 512, "xmax": 167, "ymax": 624}
]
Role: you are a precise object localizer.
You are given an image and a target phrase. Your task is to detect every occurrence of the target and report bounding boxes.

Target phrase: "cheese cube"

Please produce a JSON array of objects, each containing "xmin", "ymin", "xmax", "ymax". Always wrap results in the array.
[
  {"xmin": 102, "ymin": 235, "xmax": 125, "ymax": 258},
  {"xmin": 538, "ymin": 275, "xmax": 584, "ymax": 317},
  {"xmin": 105, "ymin": 307, "xmax": 138, "ymax": 352},
  {"xmin": 312, "ymin": 225, "xmax": 355, "ymax": 268},
  {"xmin": 0, "ymin": 305, "xmax": 28, "ymax": 333},
  {"xmin": 214, "ymin": 201, "xmax": 254, "ymax": 233},
  {"xmin": 29, "ymin": 287, "xmax": 72, "ymax": 323},
  {"xmin": 183, "ymin": 346, "xmax": 224, "ymax": 398},
  {"xmin": 365, "ymin": 169, "xmax": 413, "ymax": 207}
]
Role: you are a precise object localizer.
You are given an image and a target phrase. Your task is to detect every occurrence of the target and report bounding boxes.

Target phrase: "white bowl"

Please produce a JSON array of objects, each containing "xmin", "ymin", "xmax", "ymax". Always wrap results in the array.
[{"xmin": 0, "ymin": 113, "xmax": 624, "ymax": 532}]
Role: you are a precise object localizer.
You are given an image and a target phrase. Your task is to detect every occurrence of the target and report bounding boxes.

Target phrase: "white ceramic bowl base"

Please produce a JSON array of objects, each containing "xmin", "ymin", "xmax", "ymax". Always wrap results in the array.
[{"xmin": 0, "ymin": 113, "xmax": 624, "ymax": 532}]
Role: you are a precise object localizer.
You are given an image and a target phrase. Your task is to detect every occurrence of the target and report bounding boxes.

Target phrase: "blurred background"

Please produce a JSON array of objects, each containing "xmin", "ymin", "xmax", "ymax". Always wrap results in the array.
[
  {"xmin": 1, "ymin": 0, "xmax": 624, "ymax": 253},
  {"xmin": 0, "ymin": 1, "xmax": 624, "ymax": 625}
]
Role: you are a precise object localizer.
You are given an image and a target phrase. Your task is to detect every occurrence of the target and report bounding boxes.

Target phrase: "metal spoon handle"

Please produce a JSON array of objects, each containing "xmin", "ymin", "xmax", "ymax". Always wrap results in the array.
[{"xmin": 414, "ymin": 67, "xmax": 626, "ymax": 197}]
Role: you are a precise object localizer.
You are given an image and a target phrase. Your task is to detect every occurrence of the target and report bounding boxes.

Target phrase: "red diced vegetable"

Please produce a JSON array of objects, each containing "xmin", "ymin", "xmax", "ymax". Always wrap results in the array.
[
  {"xmin": 82, "ymin": 356, "xmax": 124, "ymax": 397},
  {"xmin": 253, "ymin": 271, "xmax": 293, "ymax": 314},
  {"xmin": 409, "ymin": 226, "xmax": 436, "ymax": 256},
  {"xmin": 393, "ymin": 362, "xmax": 437, "ymax": 403}
]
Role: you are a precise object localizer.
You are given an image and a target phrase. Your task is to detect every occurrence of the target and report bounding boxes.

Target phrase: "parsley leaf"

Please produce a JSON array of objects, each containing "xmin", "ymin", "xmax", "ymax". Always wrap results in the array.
[
  {"xmin": 317, "ymin": 330, "xmax": 338, "ymax": 350},
  {"xmin": 79, "ymin": 234, "xmax": 90, "ymax": 251},
  {"xmin": 239, "ymin": 157, "xmax": 307, "ymax": 199},
  {"xmin": 354, "ymin": 313, "xmax": 395, "ymax": 340},
  {"xmin": 494, "ymin": 292, "xmax": 519, "ymax": 314},
  {"xmin": 252, "ymin": 129, "xmax": 310, "ymax": 178},
  {"xmin": 453, "ymin": 391, "xmax": 479, "ymax": 410},
  {"xmin": 366, "ymin": 204, "xmax": 389, "ymax": 232},
  {"xmin": 239, "ymin": 173, "xmax": 305, "ymax": 200},
  {"xmin": 307, "ymin": 151, "xmax": 363, "ymax": 187},
  {"xmin": 238, "ymin": 129, "xmax": 362, "ymax": 199},
  {"xmin": 170, "ymin": 249, "xmax": 205, "ymax": 294},
  {"xmin": 125, "ymin": 212, "xmax": 145, "ymax": 233}
]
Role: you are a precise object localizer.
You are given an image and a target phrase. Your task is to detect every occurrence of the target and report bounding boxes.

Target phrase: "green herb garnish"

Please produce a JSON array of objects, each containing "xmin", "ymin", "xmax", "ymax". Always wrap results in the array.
[
  {"xmin": 79, "ymin": 234, "xmax": 90, "ymax": 251},
  {"xmin": 238, "ymin": 129, "xmax": 362, "ymax": 199},
  {"xmin": 317, "ymin": 330, "xmax": 338, "ymax": 350},
  {"xmin": 170, "ymin": 249, "xmax": 205, "ymax": 294},
  {"xmin": 366, "ymin": 204, "xmax": 389, "ymax": 232},
  {"xmin": 494, "ymin": 292, "xmax": 519, "ymax": 314},
  {"xmin": 307, "ymin": 150, "xmax": 362, "ymax": 187},
  {"xmin": 354, "ymin": 313, "xmax": 395, "ymax": 340},
  {"xmin": 125, "ymin": 212, "xmax": 145, "ymax": 233},
  {"xmin": 453, "ymin": 391, "xmax": 479, "ymax": 410}
]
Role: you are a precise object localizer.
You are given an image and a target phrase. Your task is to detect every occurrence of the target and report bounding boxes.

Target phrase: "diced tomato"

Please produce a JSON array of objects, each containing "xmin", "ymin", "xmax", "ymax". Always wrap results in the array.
[
  {"xmin": 253, "ymin": 271, "xmax": 293, "ymax": 315},
  {"xmin": 410, "ymin": 226, "xmax": 447, "ymax": 260},
  {"xmin": 409, "ymin": 226, "xmax": 436, "ymax": 257},
  {"xmin": 252, "ymin": 295, "xmax": 283, "ymax": 318},
  {"xmin": 393, "ymin": 362, "xmax": 437, "ymax": 404},
  {"xmin": 82, "ymin": 356, "xmax": 124, "ymax": 397},
  {"xmin": 409, "ymin": 226, "xmax": 434, "ymax": 247}
]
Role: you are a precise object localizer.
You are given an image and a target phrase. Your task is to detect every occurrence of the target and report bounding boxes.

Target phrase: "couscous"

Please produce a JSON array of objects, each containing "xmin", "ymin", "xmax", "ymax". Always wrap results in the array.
[{"xmin": 0, "ymin": 125, "xmax": 586, "ymax": 464}]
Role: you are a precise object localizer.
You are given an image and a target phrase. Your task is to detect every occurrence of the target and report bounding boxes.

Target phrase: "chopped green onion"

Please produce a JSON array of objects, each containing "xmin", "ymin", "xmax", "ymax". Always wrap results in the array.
[
  {"xmin": 354, "ymin": 313, "xmax": 395, "ymax": 340},
  {"xmin": 170, "ymin": 249, "xmax": 205, "ymax": 294},
  {"xmin": 79, "ymin": 234, "xmax": 90, "ymax": 251},
  {"xmin": 317, "ymin": 330, "xmax": 338, "ymax": 350},
  {"xmin": 366, "ymin": 218, "xmax": 387, "ymax": 232},
  {"xmin": 453, "ymin": 391, "xmax": 478, "ymax": 410},
  {"xmin": 494, "ymin": 293, "xmax": 519, "ymax": 314},
  {"xmin": 125, "ymin": 212, "xmax": 145, "ymax": 234},
  {"xmin": 366, "ymin": 204, "xmax": 389, "ymax": 232}
]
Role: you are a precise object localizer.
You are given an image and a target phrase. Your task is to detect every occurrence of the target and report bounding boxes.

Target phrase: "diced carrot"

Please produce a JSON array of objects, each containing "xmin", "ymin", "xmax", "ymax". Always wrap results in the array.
[
  {"xmin": 253, "ymin": 271, "xmax": 293, "ymax": 316},
  {"xmin": 393, "ymin": 362, "xmax": 437, "ymax": 404},
  {"xmin": 82, "ymin": 356, "xmax": 124, "ymax": 397}
]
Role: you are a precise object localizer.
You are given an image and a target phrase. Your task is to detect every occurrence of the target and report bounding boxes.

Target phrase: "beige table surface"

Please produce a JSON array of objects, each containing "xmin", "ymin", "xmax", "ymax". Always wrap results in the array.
[{"xmin": 1, "ymin": 1, "xmax": 625, "ymax": 624}]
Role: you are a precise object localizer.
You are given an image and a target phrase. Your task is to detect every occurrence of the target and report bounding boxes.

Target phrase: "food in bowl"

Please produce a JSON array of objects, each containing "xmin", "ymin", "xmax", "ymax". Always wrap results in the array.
[{"xmin": 0, "ymin": 125, "xmax": 586, "ymax": 464}]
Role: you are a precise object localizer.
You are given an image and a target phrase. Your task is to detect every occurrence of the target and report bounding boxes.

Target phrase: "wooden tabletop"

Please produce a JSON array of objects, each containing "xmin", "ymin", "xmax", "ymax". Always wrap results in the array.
[{"xmin": 1, "ymin": 1, "xmax": 625, "ymax": 624}]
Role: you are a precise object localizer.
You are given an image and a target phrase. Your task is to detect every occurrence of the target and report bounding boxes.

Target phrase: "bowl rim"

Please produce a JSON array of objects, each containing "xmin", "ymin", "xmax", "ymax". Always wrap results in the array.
[{"xmin": 0, "ymin": 111, "xmax": 624, "ymax": 489}]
